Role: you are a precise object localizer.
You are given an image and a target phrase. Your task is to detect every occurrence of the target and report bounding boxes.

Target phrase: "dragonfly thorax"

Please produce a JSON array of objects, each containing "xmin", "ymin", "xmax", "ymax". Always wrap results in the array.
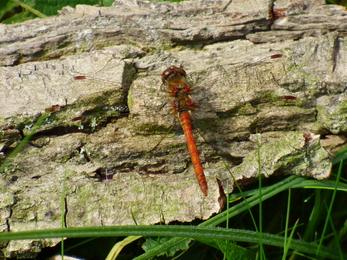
[{"xmin": 171, "ymin": 95, "xmax": 195, "ymax": 113}]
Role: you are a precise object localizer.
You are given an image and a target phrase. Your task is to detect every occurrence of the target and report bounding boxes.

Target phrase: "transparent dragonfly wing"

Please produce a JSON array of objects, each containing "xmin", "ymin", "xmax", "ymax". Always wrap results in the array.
[
  {"xmin": 42, "ymin": 54, "xmax": 128, "ymax": 133},
  {"xmin": 154, "ymin": 54, "xmax": 315, "ymax": 161},
  {"xmin": 126, "ymin": 56, "xmax": 288, "ymax": 197}
]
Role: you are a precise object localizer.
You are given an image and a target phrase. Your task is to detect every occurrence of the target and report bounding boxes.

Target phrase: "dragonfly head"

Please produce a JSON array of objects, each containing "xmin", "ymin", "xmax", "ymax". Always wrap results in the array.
[{"xmin": 162, "ymin": 65, "xmax": 187, "ymax": 85}]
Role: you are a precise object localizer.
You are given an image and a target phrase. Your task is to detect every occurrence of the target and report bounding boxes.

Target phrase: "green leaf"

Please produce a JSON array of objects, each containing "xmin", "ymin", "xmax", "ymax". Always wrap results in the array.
[
  {"xmin": 142, "ymin": 237, "xmax": 192, "ymax": 256},
  {"xmin": 332, "ymin": 145, "xmax": 347, "ymax": 165},
  {"xmin": 215, "ymin": 240, "xmax": 254, "ymax": 260}
]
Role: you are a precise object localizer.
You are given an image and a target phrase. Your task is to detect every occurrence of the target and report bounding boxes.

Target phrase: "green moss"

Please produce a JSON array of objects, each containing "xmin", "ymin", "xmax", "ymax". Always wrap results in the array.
[
  {"xmin": 195, "ymin": 117, "xmax": 219, "ymax": 131},
  {"xmin": 316, "ymin": 99, "xmax": 347, "ymax": 133},
  {"xmin": 216, "ymin": 102, "xmax": 258, "ymax": 119},
  {"xmin": 160, "ymin": 42, "xmax": 174, "ymax": 51},
  {"xmin": 339, "ymin": 100, "xmax": 347, "ymax": 112},
  {"xmin": 57, "ymin": 41, "xmax": 73, "ymax": 50},
  {"xmin": 234, "ymin": 102, "xmax": 258, "ymax": 115},
  {"xmin": 126, "ymin": 41, "xmax": 137, "ymax": 46},
  {"xmin": 132, "ymin": 123, "xmax": 172, "ymax": 135},
  {"xmin": 59, "ymin": 155, "xmax": 72, "ymax": 163},
  {"xmin": 168, "ymin": 142, "xmax": 186, "ymax": 149},
  {"xmin": 6, "ymin": 85, "xmax": 126, "ymax": 134}
]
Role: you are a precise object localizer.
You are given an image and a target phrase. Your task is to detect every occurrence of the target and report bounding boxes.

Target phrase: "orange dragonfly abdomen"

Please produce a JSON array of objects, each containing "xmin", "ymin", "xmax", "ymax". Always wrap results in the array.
[{"xmin": 180, "ymin": 112, "xmax": 208, "ymax": 196}]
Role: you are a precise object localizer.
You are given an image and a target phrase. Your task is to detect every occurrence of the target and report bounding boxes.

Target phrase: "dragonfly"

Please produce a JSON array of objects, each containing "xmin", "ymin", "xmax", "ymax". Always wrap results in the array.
[
  {"xmin": 72, "ymin": 66, "xmax": 209, "ymax": 196},
  {"xmin": 158, "ymin": 55, "xmax": 292, "ymax": 197},
  {"xmin": 161, "ymin": 65, "xmax": 208, "ymax": 196},
  {"xmin": 71, "ymin": 53, "xmax": 298, "ymax": 196}
]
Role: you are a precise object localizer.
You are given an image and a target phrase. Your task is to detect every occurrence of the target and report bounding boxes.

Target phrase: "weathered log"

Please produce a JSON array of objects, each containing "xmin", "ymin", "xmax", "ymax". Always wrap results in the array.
[{"xmin": 1, "ymin": 0, "xmax": 346, "ymax": 257}]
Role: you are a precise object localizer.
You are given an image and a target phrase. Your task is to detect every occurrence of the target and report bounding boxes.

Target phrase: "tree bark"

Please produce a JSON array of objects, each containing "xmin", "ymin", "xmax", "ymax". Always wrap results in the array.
[{"xmin": 1, "ymin": 0, "xmax": 346, "ymax": 257}]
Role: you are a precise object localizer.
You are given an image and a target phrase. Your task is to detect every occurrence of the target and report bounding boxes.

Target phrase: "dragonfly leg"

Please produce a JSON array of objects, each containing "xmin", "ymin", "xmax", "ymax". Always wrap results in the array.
[{"xmin": 149, "ymin": 124, "xmax": 175, "ymax": 152}]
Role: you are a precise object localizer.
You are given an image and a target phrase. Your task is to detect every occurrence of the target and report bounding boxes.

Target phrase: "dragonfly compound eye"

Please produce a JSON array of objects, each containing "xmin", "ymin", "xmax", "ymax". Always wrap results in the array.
[{"xmin": 162, "ymin": 66, "xmax": 187, "ymax": 84}]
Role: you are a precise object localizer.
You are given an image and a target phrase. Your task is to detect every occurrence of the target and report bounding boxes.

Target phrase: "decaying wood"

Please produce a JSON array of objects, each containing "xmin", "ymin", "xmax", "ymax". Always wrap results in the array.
[{"xmin": 1, "ymin": 0, "xmax": 347, "ymax": 257}]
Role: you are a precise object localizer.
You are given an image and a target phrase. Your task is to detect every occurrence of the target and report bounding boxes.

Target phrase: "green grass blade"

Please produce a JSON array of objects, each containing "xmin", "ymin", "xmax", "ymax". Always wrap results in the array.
[
  {"xmin": 282, "ymin": 189, "xmax": 291, "ymax": 260},
  {"xmin": 1, "ymin": 225, "xmax": 340, "ymax": 259},
  {"xmin": 256, "ymin": 133, "xmax": 265, "ymax": 259},
  {"xmin": 332, "ymin": 146, "xmax": 347, "ymax": 165},
  {"xmin": 317, "ymin": 159, "xmax": 343, "ymax": 256},
  {"xmin": 291, "ymin": 179, "xmax": 347, "ymax": 191},
  {"xmin": 106, "ymin": 236, "xmax": 142, "ymax": 260},
  {"xmin": 202, "ymin": 175, "xmax": 306, "ymax": 227},
  {"xmin": 1, "ymin": 112, "xmax": 49, "ymax": 172},
  {"xmin": 11, "ymin": 0, "xmax": 47, "ymax": 18},
  {"xmin": 284, "ymin": 218, "xmax": 299, "ymax": 259}
]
